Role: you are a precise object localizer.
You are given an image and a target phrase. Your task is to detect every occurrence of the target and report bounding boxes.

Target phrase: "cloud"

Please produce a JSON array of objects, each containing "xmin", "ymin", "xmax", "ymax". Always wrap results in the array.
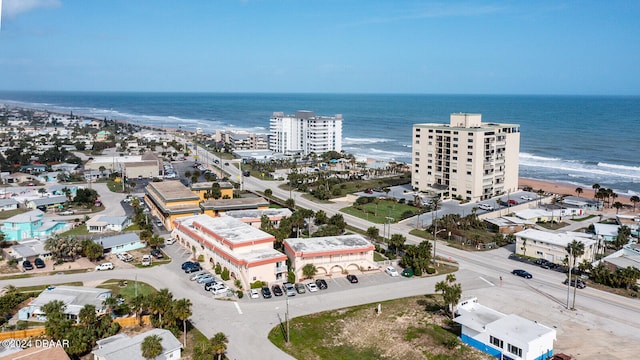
[{"xmin": 3, "ymin": 0, "xmax": 61, "ymax": 19}]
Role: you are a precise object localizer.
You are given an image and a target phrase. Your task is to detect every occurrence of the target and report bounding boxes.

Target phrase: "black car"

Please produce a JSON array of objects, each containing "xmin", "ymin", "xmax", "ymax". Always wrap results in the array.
[
  {"xmin": 512, "ymin": 269, "xmax": 533, "ymax": 279},
  {"xmin": 34, "ymin": 258, "xmax": 45, "ymax": 269},
  {"xmin": 151, "ymin": 249, "xmax": 164, "ymax": 259},
  {"xmin": 563, "ymin": 278, "xmax": 587, "ymax": 289},
  {"xmin": 261, "ymin": 286, "xmax": 272, "ymax": 299},
  {"xmin": 315, "ymin": 279, "xmax": 328, "ymax": 290},
  {"xmin": 181, "ymin": 261, "xmax": 199, "ymax": 270},
  {"xmin": 272, "ymin": 284, "xmax": 283, "ymax": 296},
  {"xmin": 184, "ymin": 264, "xmax": 202, "ymax": 273},
  {"xmin": 204, "ymin": 280, "xmax": 219, "ymax": 291},
  {"xmin": 22, "ymin": 260, "xmax": 34, "ymax": 271},
  {"xmin": 346, "ymin": 274, "xmax": 358, "ymax": 283}
]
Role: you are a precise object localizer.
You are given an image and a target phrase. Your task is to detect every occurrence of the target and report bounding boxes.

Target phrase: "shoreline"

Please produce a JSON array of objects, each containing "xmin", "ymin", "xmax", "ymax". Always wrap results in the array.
[{"xmin": 2, "ymin": 103, "xmax": 638, "ymax": 201}]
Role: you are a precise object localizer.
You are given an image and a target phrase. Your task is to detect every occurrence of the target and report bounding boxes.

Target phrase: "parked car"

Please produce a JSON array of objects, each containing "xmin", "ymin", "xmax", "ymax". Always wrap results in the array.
[
  {"xmin": 165, "ymin": 237, "xmax": 176, "ymax": 245},
  {"xmin": 563, "ymin": 278, "xmax": 587, "ymax": 289},
  {"xmin": 59, "ymin": 210, "xmax": 74, "ymax": 215},
  {"xmin": 385, "ymin": 266, "xmax": 399, "ymax": 277},
  {"xmin": 512, "ymin": 269, "xmax": 533, "ymax": 279},
  {"xmin": 211, "ymin": 284, "xmax": 230, "ymax": 296},
  {"xmin": 204, "ymin": 280, "xmax": 219, "ymax": 291},
  {"xmin": 117, "ymin": 253, "xmax": 134, "ymax": 262},
  {"xmin": 272, "ymin": 284, "xmax": 284, "ymax": 296},
  {"xmin": 508, "ymin": 199, "xmax": 518, "ymax": 205},
  {"xmin": 141, "ymin": 255, "xmax": 152, "ymax": 266},
  {"xmin": 181, "ymin": 261, "xmax": 199, "ymax": 270},
  {"xmin": 22, "ymin": 260, "xmax": 34, "ymax": 271},
  {"xmin": 478, "ymin": 203, "xmax": 494, "ymax": 211},
  {"xmin": 315, "ymin": 279, "xmax": 328, "ymax": 290},
  {"xmin": 401, "ymin": 268, "xmax": 414, "ymax": 277},
  {"xmin": 346, "ymin": 274, "xmax": 359, "ymax": 283},
  {"xmin": 521, "ymin": 195, "xmax": 534, "ymax": 201},
  {"xmin": 283, "ymin": 282, "xmax": 296, "ymax": 296},
  {"xmin": 95, "ymin": 262, "xmax": 114, "ymax": 271},
  {"xmin": 250, "ymin": 288, "xmax": 260, "ymax": 299},
  {"xmin": 295, "ymin": 283, "xmax": 307, "ymax": 294},
  {"xmin": 306, "ymin": 282, "xmax": 319, "ymax": 292},
  {"xmin": 150, "ymin": 249, "xmax": 164, "ymax": 259},
  {"xmin": 261, "ymin": 286, "xmax": 272, "ymax": 299},
  {"xmin": 190, "ymin": 272, "xmax": 208, "ymax": 281},
  {"xmin": 34, "ymin": 258, "xmax": 45, "ymax": 269},
  {"xmin": 197, "ymin": 274, "xmax": 216, "ymax": 284},
  {"xmin": 184, "ymin": 263, "xmax": 201, "ymax": 273}
]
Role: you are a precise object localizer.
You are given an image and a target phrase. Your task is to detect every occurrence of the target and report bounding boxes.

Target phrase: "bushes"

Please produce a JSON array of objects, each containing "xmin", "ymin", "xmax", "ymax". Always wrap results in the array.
[
  {"xmin": 236, "ymin": 290, "xmax": 244, "ymax": 299},
  {"xmin": 214, "ymin": 263, "xmax": 222, "ymax": 275},
  {"xmin": 250, "ymin": 281, "xmax": 265, "ymax": 289},
  {"xmin": 221, "ymin": 268, "xmax": 230, "ymax": 281}
]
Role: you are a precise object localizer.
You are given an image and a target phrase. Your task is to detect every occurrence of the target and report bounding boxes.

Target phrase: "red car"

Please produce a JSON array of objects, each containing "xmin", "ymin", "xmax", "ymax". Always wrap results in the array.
[{"xmin": 508, "ymin": 199, "xmax": 518, "ymax": 205}]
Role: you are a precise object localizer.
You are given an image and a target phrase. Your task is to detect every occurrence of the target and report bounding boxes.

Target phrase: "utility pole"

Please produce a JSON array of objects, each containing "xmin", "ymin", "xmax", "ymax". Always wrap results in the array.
[{"xmin": 566, "ymin": 246, "xmax": 573, "ymax": 310}]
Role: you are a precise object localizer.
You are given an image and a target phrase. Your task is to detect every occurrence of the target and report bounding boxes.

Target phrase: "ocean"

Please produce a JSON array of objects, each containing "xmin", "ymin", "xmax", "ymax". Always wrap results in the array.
[{"xmin": 1, "ymin": 92, "xmax": 639, "ymax": 195}]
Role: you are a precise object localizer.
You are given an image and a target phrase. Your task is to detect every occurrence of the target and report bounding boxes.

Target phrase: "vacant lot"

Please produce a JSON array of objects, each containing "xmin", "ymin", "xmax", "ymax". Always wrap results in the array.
[
  {"xmin": 269, "ymin": 295, "xmax": 491, "ymax": 360},
  {"xmin": 341, "ymin": 199, "xmax": 420, "ymax": 224}
]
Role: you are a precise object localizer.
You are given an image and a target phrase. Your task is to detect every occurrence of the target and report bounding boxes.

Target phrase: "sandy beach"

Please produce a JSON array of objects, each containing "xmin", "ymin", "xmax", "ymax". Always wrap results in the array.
[{"xmin": 519, "ymin": 177, "xmax": 634, "ymax": 205}]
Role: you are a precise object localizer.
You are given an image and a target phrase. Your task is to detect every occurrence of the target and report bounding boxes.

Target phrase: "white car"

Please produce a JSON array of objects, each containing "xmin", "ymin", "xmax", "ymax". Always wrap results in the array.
[
  {"xmin": 141, "ymin": 255, "xmax": 152, "ymax": 266},
  {"xmin": 211, "ymin": 284, "xmax": 230, "ymax": 295},
  {"xmin": 249, "ymin": 288, "xmax": 260, "ymax": 299},
  {"xmin": 478, "ymin": 203, "xmax": 494, "ymax": 211},
  {"xmin": 520, "ymin": 195, "xmax": 534, "ymax": 201},
  {"xmin": 306, "ymin": 282, "xmax": 319, "ymax": 292},
  {"xmin": 95, "ymin": 262, "xmax": 113, "ymax": 271},
  {"xmin": 190, "ymin": 272, "xmax": 208, "ymax": 281},
  {"xmin": 385, "ymin": 266, "xmax": 399, "ymax": 277},
  {"xmin": 59, "ymin": 210, "xmax": 74, "ymax": 215},
  {"xmin": 117, "ymin": 253, "xmax": 134, "ymax": 262},
  {"xmin": 165, "ymin": 237, "xmax": 176, "ymax": 245}
]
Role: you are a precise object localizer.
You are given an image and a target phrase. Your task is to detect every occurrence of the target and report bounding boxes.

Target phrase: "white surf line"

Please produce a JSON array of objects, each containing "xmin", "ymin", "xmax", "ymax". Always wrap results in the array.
[
  {"xmin": 479, "ymin": 276, "xmax": 495, "ymax": 286},
  {"xmin": 234, "ymin": 302, "xmax": 243, "ymax": 314}
]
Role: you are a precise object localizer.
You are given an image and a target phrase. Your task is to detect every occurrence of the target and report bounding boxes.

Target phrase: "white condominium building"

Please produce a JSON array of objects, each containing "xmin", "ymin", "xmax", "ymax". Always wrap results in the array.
[
  {"xmin": 269, "ymin": 110, "xmax": 342, "ymax": 155},
  {"xmin": 412, "ymin": 113, "xmax": 520, "ymax": 202}
]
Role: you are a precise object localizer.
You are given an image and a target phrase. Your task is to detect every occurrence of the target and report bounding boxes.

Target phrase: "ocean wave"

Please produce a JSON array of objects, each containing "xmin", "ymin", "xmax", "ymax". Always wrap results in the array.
[
  {"xmin": 342, "ymin": 137, "xmax": 391, "ymax": 145},
  {"xmin": 343, "ymin": 146, "xmax": 411, "ymax": 162},
  {"xmin": 520, "ymin": 155, "xmax": 640, "ymax": 182},
  {"xmin": 519, "ymin": 152, "xmax": 562, "ymax": 162},
  {"xmin": 597, "ymin": 162, "xmax": 640, "ymax": 171}
]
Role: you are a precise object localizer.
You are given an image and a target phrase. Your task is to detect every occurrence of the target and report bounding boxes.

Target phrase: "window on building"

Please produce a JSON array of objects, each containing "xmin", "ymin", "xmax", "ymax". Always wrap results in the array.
[
  {"xmin": 507, "ymin": 344, "xmax": 522, "ymax": 357},
  {"xmin": 415, "ymin": 152, "xmax": 420, "ymax": 156},
  {"xmin": 490, "ymin": 336, "xmax": 504, "ymax": 349},
  {"xmin": 466, "ymin": 171, "xmax": 471, "ymax": 175},
  {"xmin": 536, "ymin": 251, "xmax": 543, "ymax": 256},
  {"xmin": 468, "ymin": 139, "xmax": 473, "ymax": 143}
]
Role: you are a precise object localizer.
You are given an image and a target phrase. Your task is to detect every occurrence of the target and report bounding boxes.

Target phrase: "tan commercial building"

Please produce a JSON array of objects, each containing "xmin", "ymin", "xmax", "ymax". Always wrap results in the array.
[
  {"xmin": 514, "ymin": 229, "xmax": 597, "ymax": 264},
  {"xmin": 144, "ymin": 181, "xmax": 201, "ymax": 229},
  {"xmin": 284, "ymin": 234, "xmax": 376, "ymax": 279},
  {"xmin": 412, "ymin": 113, "xmax": 520, "ymax": 202},
  {"xmin": 171, "ymin": 215, "xmax": 288, "ymax": 287}
]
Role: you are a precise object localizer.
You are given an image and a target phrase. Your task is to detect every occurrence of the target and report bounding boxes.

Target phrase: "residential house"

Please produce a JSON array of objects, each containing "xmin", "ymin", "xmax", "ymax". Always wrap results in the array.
[
  {"xmin": 4, "ymin": 172, "xmax": 36, "ymax": 184},
  {"xmin": 454, "ymin": 297, "xmax": 556, "ymax": 360},
  {"xmin": 561, "ymin": 196, "xmax": 603, "ymax": 211},
  {"xmin": 25, "ymin": 195, "xmax": 68, "ymax": 211},
  {"xmin": 18, "ymin": 286, "xmax": 111, "ymax": 322},
  {"xmin": 86, "ymin": 216, "xmax": 132, "ymax": 233},
  {"xmin": 92, "ymin": 328, "xmax": 181, "ymax": 360},
  {"xmin": 0, "ymin": 209, "xmax": 45, "ymax": 241},
  {"xmin": 95, "ymin": 130, "xmax": 112, "ymax": 142},
  {"xmin": 284, "ymin": 234, "xmax": 376, "ymax": 279},
  {"xmin": 93, "ymin": 233, "xmax": 144, "ymax": 254},
  {"xmin": 485, "ymin": 216, "xmax": 535, "ymax": 235},
  {"xmin": 599, "ymin": 243, "xmax": 640, "ymax": 272},
  {"xmin": 0, "ymin": 344, "xmax": 71, "ymax": 360},
  {"xmin": 0, "ymin": 198, "xmax": 19, "ymax": 211},
  {"xmin": 513, "ymin": 209, "xmax": 555, "ymax": 223},
  {"xmin": 172, "ymin": 215, "xmax": 287, "ymax": 288},
  {"xmin": 3, "ymin": 239, "xmax": 52, "ymax": 263},
  {"xmin": 514, "ymin": 229, "xmax": 597, "ymax": 264}
]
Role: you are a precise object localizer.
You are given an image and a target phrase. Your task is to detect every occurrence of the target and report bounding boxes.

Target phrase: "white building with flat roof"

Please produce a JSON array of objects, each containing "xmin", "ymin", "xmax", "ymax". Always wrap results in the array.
[
  {"xmin": 412, "ymin": 113, "xmax": 520, "ymax": 202},
  {"xmin": 171, "ymin": 215, "xmax": 287, "ymax": 287},
  {"xmin": 454, "ymin": 297, "xmax": 556, "ymax": 360},
  {"xmin": 19, "ymin": 286, "xmax": 111, "ymax": 323},
  {"xmin": 269, "ymin": 111, "xmax": 342, "ymax": 155},
  {"xmin": 93, "ymin": 328, "xmax": 181, "ymax": 360},
  {"xmin": 514, "ymin": 228, "xmax": 597, "ymax": 264},
  {"xmin": 222, "ymin": 208, "xmax": 292, "ymax": 228},
  {"xmin": 284, "ymin": 234, "xmax": 376, "ymax": 279}
]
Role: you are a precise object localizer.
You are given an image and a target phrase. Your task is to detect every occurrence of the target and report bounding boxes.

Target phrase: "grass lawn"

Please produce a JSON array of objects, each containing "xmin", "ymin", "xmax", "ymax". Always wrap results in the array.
[
  {"xmin": 134, "ymin": 259, "xmax": 171, "ymax": 268},
  {"xmin": 373, "ymin": 252, "xmax": 388, "ymax": 262},
  {"xmin": 268, "ymin": 294, "xmax": 490, "ymax": 360},
  {"xmin": 571, "ymin": 214, "xmax": 597, "ymax": 222},
  {"xmin": 340, "ymin": 200, "xmax": 419, "ymax": 224},
  {"xmin": 17, "ymin": 282, "xmax": 83, "ymax": 293},
  {"xmin": 0, "ymin": 208, "xmax": 27, "ymax": 220},
  {"xmin": 59, "ymin": 224, "xmax": 89, "ymax": 236},
  {"xmin": 537, "ymin": 221, "xmax": 570, "ymax": 230},
  {"xmin": 97, "ymin": 279, "xmax": 157, "ymax": 300}
]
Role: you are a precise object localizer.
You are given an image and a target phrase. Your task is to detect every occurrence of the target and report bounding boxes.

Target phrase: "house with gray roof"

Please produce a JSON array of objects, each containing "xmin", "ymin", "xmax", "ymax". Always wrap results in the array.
[
  {"xmin": 18, "ymin": 286, "xmax": 111, "ymax": 322},
  {"xmin": 25, "ymin": 195, "xmax": 68, "ymax": 210},
  {"xmin": 93, "ymin": 233, "xmax": 144, "ymax": 254},
  {"xmin": 0, "ymin": 198, "xmax": 19, "ymax": 211},
  {"xmin": 87, "ymin": 216, "xmax": 132, "ymax": 233},
  {"xmin": 92, "ymin": 328, "xmax": 181, "ymax": 360}
]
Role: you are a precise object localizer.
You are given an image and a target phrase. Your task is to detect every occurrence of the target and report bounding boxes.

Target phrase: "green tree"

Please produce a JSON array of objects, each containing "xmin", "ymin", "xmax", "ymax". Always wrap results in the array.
[
  {"xmin": 141, "ymin": 334, "xmax": 163, "ymax": 359},
  {"xmin": 388, "ymin": 233, "xmax": 406, "ymax": 256},
  {"xmin": 78, "ymin": 304, "xmax": 97, "ymax": 327},
  {"xmin": 150, "ymin": 289, "xmax": 174, "ymax": 326},
  {"xmin": 42, "ymin": 300, "xmax": 72, "ymax": 341},
  {"xmin": 575, "ymin": 187, "xmax": 583, "ymax": 196},
  {"xmin": 173, "ymin": 298, "xmax": 192, "ymax": 346},
  {"xmin": 264, "ymin": 188, "xmax": 273, "ymax": 197},
  {"xmin": 285, "ymin": 198, "xmax": 295, "ymax": 209},
  {"xmin": 302, "ymin": 263, "xmax": 317, "ymax": 279},
  {"xmin": 210, "ymin": 332, "xmax": 229, "ymax": 360},
  {"xmin": 435, "ymin": 274, "xmax": 462, "ymax": 318},
  {"xmin": 82, "ymin": 239, "xmax": 104, "ymax": 261},
  {"xmin": 314, "ymin": 210, "xmax": 328, "ymax": 225},
  {"xmin": 366, "ymin": 226, "xmax": 379, "ymax": 242},
  {"xmin": 631, "ymin": 195, "xmax": 640, "ymax": 212}
]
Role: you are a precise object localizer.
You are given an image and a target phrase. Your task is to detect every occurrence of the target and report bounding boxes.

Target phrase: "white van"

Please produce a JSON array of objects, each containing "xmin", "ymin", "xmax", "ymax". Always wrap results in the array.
[{"xmin": 95, "ymin": 262, "xmax": 114, "ymax": 271}]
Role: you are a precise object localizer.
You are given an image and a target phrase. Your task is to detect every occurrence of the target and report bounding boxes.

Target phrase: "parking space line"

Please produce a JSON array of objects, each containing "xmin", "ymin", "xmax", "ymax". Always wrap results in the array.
[
  {"xmin": 234, "ymin": 302, "xmax": 243, "ymax": 315},
  {"xmin": 479, "ymin": 276, "xmax": 495, "ymax": 286}
]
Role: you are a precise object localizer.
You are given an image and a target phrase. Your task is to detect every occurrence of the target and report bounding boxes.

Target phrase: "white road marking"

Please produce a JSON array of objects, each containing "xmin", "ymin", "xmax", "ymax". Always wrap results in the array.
[
  {"xmin": 234, "ymin": 302, "xmax": 243, "ymax": 314},
  {"xmin": 479, "ymin": 276, "xmax": 495, "ymax": 286}
]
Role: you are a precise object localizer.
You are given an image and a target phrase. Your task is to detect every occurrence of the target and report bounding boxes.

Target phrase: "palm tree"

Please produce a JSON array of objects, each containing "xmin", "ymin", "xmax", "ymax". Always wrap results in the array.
[
  {"xmin": 612, "ymin": 201, "xmax": 624, "ymax": 214},
  {"xmin": 566, "ymin": 240, "xmax": 585, "ymax": 309},
  {"xmin": 631, "ymin": 195, "xmax": 640, "ymax": 212},
  {"xmin": 173, "ymin": 298, "xmax": 192, "ymax": 346},
  {"xmin": 103, "ymin": 296, "xmax": 118, "ymax": 316},
  {"xmin": 141, "ymin": 334, "xmax": 163, "ymax": 359},
  {"xmin": 592, "ymin": 183, "xmax": 600, "ymax": 198},
  {"xmin": 575, "ymin": 187, "xmax": 583, "ymax": 197},
  {"xmin": 435, "ymin": 274, "xmax": 462, "ymax": 318},
  {"xmin": 150, "ymin": 289, "xmax": 174, "ymax": 325},
  {"xmin": 210, "ymin": 332, "xmax": 228, "ymax": 360}
]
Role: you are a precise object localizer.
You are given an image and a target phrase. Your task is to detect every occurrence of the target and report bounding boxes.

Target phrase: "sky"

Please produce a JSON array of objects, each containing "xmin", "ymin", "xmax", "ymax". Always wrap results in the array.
[{"xmin": 0, "ymin": 0, "xmax": 639, "ymax": 95}]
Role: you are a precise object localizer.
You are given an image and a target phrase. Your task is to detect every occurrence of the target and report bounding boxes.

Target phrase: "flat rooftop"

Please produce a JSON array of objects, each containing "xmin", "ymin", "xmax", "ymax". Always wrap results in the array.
[
  {"xmin": 180, "ymin": 214, "xmax": 274, "ymax": 247},
  {"xmin": 515, "ymin": 229, "xmax": 597, "ymax": 247},
  {"xmin": 285, "ymin": 234, "xmax": 374, "ymax": 255},
  {"xmin": 147, "ymin": 181, "xmax": 199, "ymax": 202},
  {"xmin": 224, "ymin": 208, "xmax": 292, "ymax": 221}
]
